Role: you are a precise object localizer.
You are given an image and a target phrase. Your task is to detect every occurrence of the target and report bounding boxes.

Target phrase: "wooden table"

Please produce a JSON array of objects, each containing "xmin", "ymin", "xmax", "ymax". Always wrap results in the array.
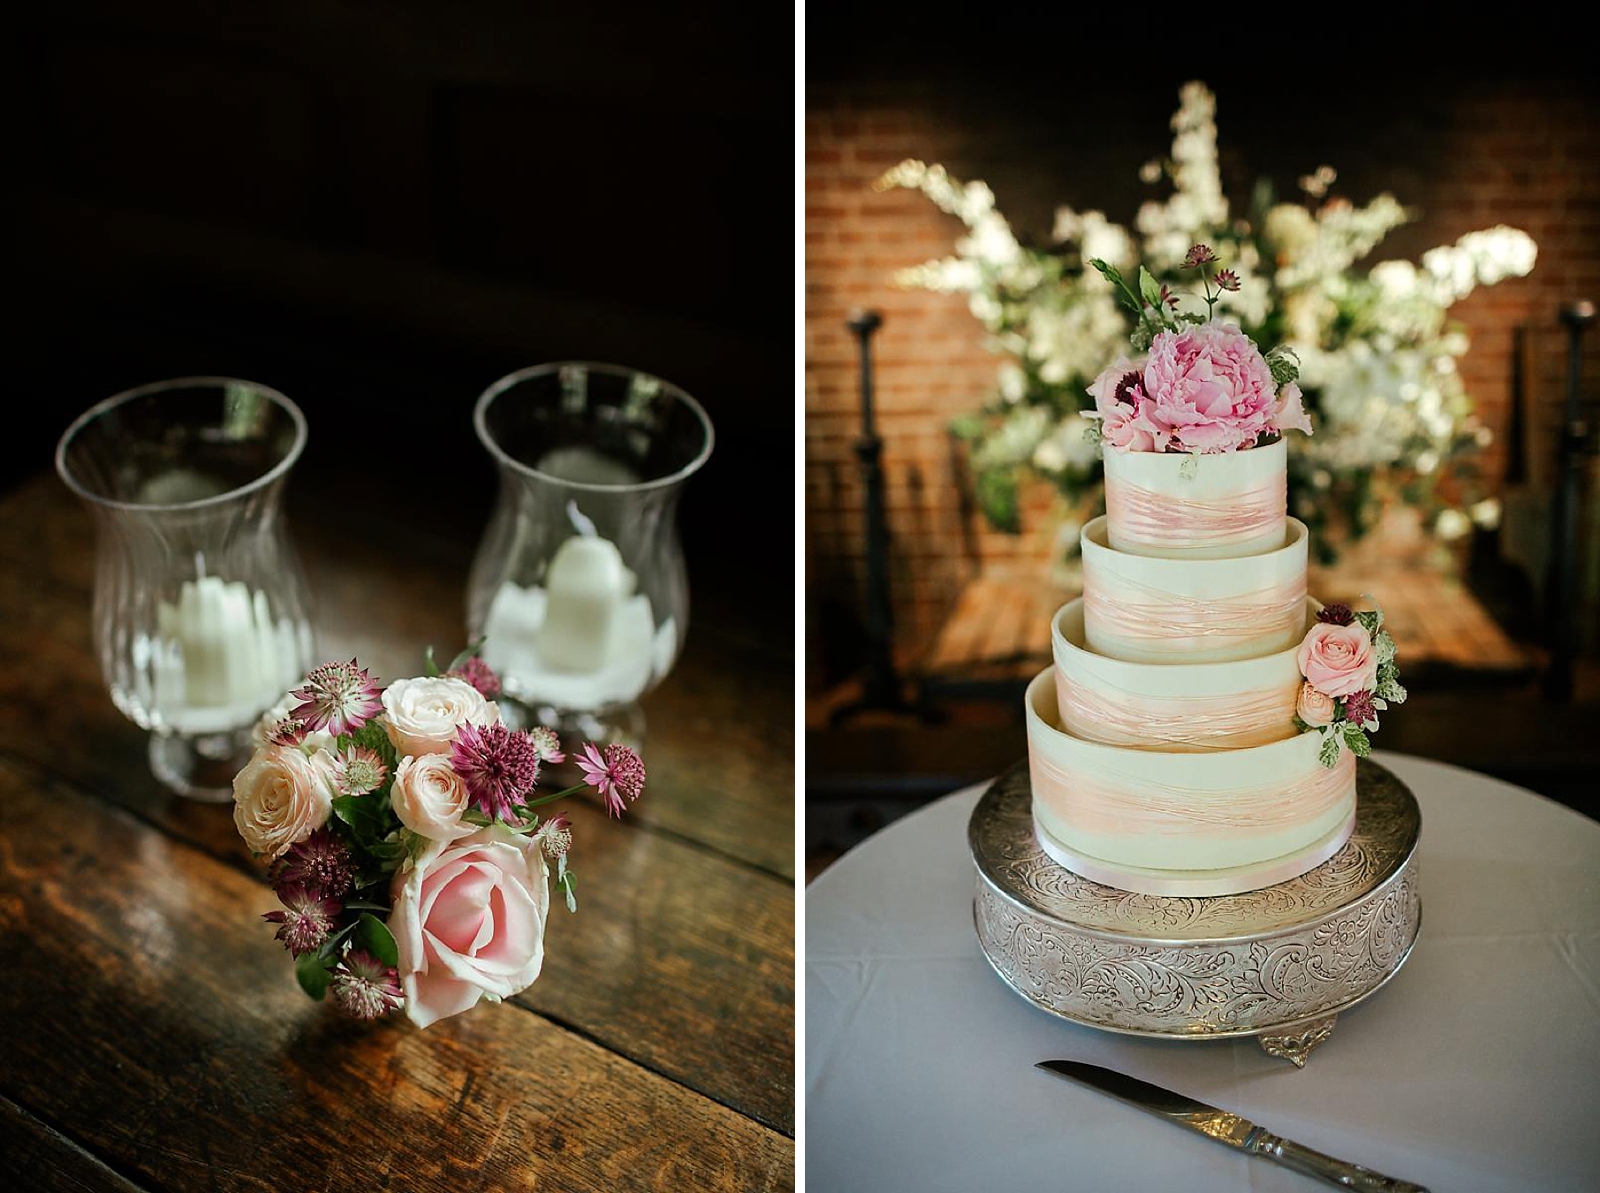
[{"xmin": 0, "ymin": 473, "xmax": 795, "ymax": 1191}]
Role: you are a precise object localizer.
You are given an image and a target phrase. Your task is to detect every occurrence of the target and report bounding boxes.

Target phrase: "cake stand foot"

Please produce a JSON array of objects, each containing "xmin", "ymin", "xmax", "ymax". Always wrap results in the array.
[{"xmin": 1258, "ymin": 1016, "xmax": 1337, "ymax": 1067}]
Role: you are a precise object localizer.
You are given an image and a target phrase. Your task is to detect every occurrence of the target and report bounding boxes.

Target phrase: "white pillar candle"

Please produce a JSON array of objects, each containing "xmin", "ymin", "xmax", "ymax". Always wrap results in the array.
[
  {"xmin": 536, "ymin": 537, "xmax": 630, "ymax": 672},
  {"xmin": 154, "ymin": 577, "xmax": 298, "ymax": 733}
]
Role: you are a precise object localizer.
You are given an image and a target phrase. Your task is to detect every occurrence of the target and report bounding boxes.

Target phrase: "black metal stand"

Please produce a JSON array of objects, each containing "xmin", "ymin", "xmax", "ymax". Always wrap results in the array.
[
  {"xmin": 830, "ymin": 310, "xmax": 927, "ymax": 725},
  {"xmin": 1544, "ymin": 301, "xmax": 1596, "ymax": 702}
]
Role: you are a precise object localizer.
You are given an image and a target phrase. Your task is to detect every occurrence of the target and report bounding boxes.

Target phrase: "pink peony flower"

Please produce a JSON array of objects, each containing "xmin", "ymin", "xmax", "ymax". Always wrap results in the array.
[
  {"xmin": 576, "ymin": 743, "xmax": 646, "ymax": 818},
  {"xmin": 290, "ymin": 659, "xmax": 383, "ymax": 737},
  {"xmin": 1273, "ymin": 382, "xmax": 1314, "ymax": 437},
  {"xmin": 389, "ymin": 825, "xmax": 550, "ymax": 1028},
  {"xmin": 1141, "ymin": 321, "xmax": 1278, "ymax": 454},
  {"xmin": 1296, "ymin": 622, "xmax": 1379, "ymax": 699},
  {"xmin": 330, "ymin": 949, "xmax": 405, "ymax": 1020},
  {"xmin": 1100, "ymin": 398, "xmax": 1165, "ymax": 452},
  {"xmin": 1296, "ymin": 682, "xmax": 1337, "ymax": 728}
]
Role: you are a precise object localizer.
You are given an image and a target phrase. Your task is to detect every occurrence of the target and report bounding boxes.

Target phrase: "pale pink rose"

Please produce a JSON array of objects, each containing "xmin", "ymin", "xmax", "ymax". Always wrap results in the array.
[
  {"xmin": 1141, "ymin": 321, "xmax": 1277, "ymax": 453},
  {"xmin": 391, "ymin": 754, "xmax": 475, "ymax": 842},
  {"xmin": 390, "ymin": 825, "xmax": 550, "ymax": 1028},
  {"xmin": 382, "ymin": 676, "xmax": 499, "ymax": 757},
  {"xmin": 1296, "ymin": 681, "xmax": 1337, "ymax": 727},
  {"xmin": 231, "ymin": 745, "xmax": 335, "ymax": 860},
  {"xmin": 1273, "ymin": 382, "xmax": 1314, "ymax": 436},
  {"xmin": 1100, "ymin": 399, "xmax": 1165, "ymax": 452},
  {"xmin": 1085, "ymin": 356, "xmax": 1147, "ymax": 420},
  {"xmin": 1296, "ymin": 622, "xmax": 1378, "ymax": 699}
]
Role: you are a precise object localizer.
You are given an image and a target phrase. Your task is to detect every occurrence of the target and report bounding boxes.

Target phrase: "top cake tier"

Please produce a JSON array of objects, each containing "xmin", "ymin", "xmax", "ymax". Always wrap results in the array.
[{"xmin": 1103, "ymin": 438, "xmax": 1286, "ymax": 559}]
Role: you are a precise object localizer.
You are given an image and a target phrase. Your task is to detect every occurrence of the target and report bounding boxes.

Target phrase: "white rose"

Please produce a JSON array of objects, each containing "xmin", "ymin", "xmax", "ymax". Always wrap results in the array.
[
  {"xmin": 381, "ymin": 676, "xmax": 499, "ymax": 757},
  {"xmin": 232, "ymin": 745, "xmax": 335, "ymax": 860},
  {"xmin": 391, "ymin": 754, "xmax": 475, "ymax": 842},
  {"xmin": 250, "ymin": 693, "xmax": 335, "ymax": 754}
]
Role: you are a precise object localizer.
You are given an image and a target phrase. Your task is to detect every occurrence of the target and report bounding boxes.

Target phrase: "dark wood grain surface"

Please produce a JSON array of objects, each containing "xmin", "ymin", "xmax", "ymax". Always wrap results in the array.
[{"xmin": 0, "ymin": 471, "xmax": 796, "ymax": 1191}]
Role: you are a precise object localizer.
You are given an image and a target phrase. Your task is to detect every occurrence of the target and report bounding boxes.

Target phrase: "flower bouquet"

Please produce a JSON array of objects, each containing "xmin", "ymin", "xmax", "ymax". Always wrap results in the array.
[
  {"xmin": 232, "ymin": 647, "xmax": 644, "ymax": 1027},
  {"xmin": 1294, "ymin": 603, "xmax": 1407, "ymax": 768}
]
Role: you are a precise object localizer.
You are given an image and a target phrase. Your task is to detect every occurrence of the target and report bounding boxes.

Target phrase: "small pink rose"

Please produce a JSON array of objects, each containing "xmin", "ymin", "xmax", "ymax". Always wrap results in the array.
[
  {"xmin": 1296, "ymin": 681, "xmax": 1336, "ymax": 728},
  {"xmin": 231, "ymin": 745, "xmax": 335, "ymax": 860},
  {"xmin": 391, "ymin": 753, "xmax": 475, "ymax": 842},
  {"xmin": 1296, "ymin": 622, "xmax": 1378, "ymax": 699},
  {"xmin": 381, "ymin": 676, "xmax": 499, "ymax": 757},
  {"xmin": 390, "ymin": 825, "xmax": 549, "ymax": 1028},
  {"xmin": 1273, "ymin": 382, "xmax": 1314, "ymax": 436}
]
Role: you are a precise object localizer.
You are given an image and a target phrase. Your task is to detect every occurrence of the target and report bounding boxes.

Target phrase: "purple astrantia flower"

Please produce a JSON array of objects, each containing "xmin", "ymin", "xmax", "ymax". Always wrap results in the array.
[
  {"xmin": 330, "ymin": 949, "xmax": 404, "ymax": 1020},
  {"xmin": 576, "ymin": 743, "xmax": 646, "ymax": 818},
  {"xmin": 1214, "ymin": 269, "xmax": 1240, "ymax": 292},
  {"xmin": 273, "ymin": 827, "xmax": 356, "ymax": 900},
  {"xmin": 1184, "ymin": 244, "xmax": 1217, "ymax": 269},
  {"xmin": 526, "ymin": 726, "xmax": 565, "ymax": 765},
  {"xmin": 1316, "ymin": 602, "xmax": 1356, "ymax": 627},
  {"xmin": 262, "ymin": 883, "xmax": 342, "ymax": 956},
  {"xmin": 1343, "ymin": 689, "xmax": 1378, "ymax": 728},
  {"xmin": 535, "ymin": 813, "xmax": 573, "ymax": 861},
  {"xmin": 268, "ymin": 716, "xmax": 308, "ymax": 747},
  {"xmin": 450, "ymin": 722, "xmax": 540, "ymax": 822},
  {"xmin": 448, "ymin": 655, "xmax": 502, "ymax": 699},
  {"xmin": 1157, "ymin": 283, "xmax": 1179, "ymax": 310},
  {"xmin": 289, "ymin": 659, "xmax": 383, "ymax": 736},
  {"xmin": 331, "ymin": 745, "xmax": 388, "ymax": 798}
]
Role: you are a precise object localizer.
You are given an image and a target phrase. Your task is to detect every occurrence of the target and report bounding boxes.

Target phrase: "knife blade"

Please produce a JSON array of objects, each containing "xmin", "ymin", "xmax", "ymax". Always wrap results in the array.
[{"xmin": 1035, "ymin": 1060, "xmax": 1429, "ymax": 1192}]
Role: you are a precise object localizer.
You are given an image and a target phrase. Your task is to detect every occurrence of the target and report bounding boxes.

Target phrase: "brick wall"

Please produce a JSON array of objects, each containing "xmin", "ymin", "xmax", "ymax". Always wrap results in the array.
[{"xmin": 805, "ymin": 76, "xmax": 1600, "ymax": 689}]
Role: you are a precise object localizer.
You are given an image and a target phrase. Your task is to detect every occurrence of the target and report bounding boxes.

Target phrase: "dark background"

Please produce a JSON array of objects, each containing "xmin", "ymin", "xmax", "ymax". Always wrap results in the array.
[{"xmin": 12, "ymin": 3, "xmax": 793, "ymax": 643}]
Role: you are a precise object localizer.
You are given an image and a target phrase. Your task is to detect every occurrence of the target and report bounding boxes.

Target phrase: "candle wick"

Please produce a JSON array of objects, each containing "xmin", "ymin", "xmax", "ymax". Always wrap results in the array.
[{"xmin": 566, "ymin": 500, "xmax": 597, "ymax": 538}]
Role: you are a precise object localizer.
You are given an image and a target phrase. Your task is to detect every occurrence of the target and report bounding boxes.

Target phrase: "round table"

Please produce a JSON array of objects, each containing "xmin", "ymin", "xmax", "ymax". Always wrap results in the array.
[{"xmin": 805, "ymin": 753, "xmax": 1600, "ymax": 1192}]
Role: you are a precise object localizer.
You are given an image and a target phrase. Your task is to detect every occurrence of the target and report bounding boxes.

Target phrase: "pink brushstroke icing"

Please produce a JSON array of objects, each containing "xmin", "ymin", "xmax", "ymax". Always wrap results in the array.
[
  {"xmin": 1029, "ymin": 748, "xmax": 1354, "ymax": 840},
  {"xmin": 1105, "ymin": 473, "xmax": 1285, "ymax": 552},
  {"xmin": 1055, "ymin": 670, "xmax": 1301, "ymax": 751},
  {"xmin": 1082, "ymin": 573, "xmax": 1307, "ymax": 645}
]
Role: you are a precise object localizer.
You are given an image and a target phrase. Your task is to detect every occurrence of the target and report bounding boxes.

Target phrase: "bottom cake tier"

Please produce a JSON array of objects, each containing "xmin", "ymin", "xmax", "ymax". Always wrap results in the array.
[
  {"xmin": 970, "ymin": 756, "xmax": 1422, "ymax": 1062},
  {"xmin": 1025, "ymin": 669, "xmax": 1356, "ymax": 896}
]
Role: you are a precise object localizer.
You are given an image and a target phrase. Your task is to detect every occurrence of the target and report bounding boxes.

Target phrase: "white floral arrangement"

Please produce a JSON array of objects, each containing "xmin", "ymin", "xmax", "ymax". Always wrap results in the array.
[{"xmin": 877, "ymin": 81, "xmax": 1536, "ymax": 560}]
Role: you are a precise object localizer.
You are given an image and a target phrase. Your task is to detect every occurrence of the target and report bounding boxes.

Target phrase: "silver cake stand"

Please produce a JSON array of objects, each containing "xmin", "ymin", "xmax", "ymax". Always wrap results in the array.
[{"xmin": 970, "ymin": 757, "xmax": 1421, "ymax": 1066}]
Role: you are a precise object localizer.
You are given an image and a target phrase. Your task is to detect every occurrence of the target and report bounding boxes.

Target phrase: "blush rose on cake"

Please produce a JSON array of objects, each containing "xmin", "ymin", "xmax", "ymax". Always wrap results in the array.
[{"xmin": 233, "ymin": 644, "xmax": 644, "ymax": 1027}]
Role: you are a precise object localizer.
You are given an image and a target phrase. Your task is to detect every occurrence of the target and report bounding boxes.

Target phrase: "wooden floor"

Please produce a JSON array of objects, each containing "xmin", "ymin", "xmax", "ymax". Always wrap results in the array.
[{"xmin": 922, "ymin": 566, "xmax": 1529, "ymax": 686}]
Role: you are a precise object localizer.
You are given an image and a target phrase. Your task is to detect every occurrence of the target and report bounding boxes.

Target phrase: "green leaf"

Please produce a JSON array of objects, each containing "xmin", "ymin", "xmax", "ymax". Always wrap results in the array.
[
  {"xmin": 423, "ymin": 646, "xmax": 441, "ymax": 678},
  {"xmin": 1341, "ymin": 723, "xmax": 1373, "ymax": 757},
  {"xmin": 1375, "ymin": 631, "xmax": 1397, "ymax": 666},
  {"xmin": 1376, "ymin": 675, "xmax": 1407, "ymax": 704},
  {"xmin": 296, "ymin": 952, "xmax": 332, "ymax": 1001},
  {"xmin": 355, "ymin": 913, "xmax": 400, "ymax": 968},
  {"xmin": 1129, "ymin": 321, "xmax": 1155, "ymax": 352},
  {"xmin": 1354, "ymin": 608, "xmax": 1383, "ymax": 635},
  {"xmin": 1265, "ymin": 345, "xmax": 1301, "ymax": 388},
  {"xmin": 350, "ymin": 720, "xmax": 400, "ymax": 780},
  {"xmin": 1318, "ymin": 731, "xmax": 1342, "ymax": 769},
  {"xmin": 448, "ymin": 637, "xmax": 487, "ymax": 672},
  {"xmin": 330, "ymin": 795, "xmax": 365, "ymax": 830},
  {"xmin": 1137, "ymin": 266, "xmax": 1163, "ymax": 309}
]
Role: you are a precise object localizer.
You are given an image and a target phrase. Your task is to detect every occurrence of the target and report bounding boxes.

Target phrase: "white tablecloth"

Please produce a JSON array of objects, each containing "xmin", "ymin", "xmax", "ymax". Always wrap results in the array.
[{"xmin": 806, "ymin": 753, "xmax": 1600, "ymax": 1192}]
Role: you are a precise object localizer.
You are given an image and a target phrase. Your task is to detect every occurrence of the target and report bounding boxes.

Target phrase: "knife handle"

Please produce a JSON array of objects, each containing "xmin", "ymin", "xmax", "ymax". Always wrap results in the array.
[{"xmin": 1247, "ymin": 1130, "xmax": 1429, "ymax": 1192}]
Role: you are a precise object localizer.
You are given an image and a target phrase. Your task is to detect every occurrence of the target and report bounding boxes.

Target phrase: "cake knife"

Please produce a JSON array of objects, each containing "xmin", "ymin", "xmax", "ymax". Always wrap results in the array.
[{"xmin": 1035, "ymin": 1060, "xmax": 1428, "ymax": 1191}]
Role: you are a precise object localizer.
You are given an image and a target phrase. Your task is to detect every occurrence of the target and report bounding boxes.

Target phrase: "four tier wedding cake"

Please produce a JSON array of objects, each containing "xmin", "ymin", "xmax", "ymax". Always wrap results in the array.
[{"xmin": 1027, "ymin": 247, "xmax": 1406, "ymax": 897}]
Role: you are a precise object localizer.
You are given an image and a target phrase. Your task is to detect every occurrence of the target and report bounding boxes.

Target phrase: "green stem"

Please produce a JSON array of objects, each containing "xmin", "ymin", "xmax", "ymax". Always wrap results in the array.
[{"xmin": 521, "ymin": 782, "xmax": 590, "ymax": 811}]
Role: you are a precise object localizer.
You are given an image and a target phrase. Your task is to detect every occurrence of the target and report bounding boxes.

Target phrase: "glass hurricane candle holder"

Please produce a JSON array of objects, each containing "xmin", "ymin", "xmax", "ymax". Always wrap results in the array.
[
  {"xmin": 466, "ymin": 362, "xmax": 713, "ymax": 750},
  {"xmin": 56, "ymin": 377, "xmax": 316, "ymax": 801}
]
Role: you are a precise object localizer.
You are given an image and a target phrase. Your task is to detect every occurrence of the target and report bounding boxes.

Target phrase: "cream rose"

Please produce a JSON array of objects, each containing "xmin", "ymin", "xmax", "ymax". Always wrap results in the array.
[
  {"xmin": 381, "ymin": 676, "xmax": 499, "ymax": 757},
  {"xmin": 390, "ymin": 825, "xmax": 550, "ymax": 1028},
  {"xmin": 1296, "ymin": 622, "xmax": 1378, "ymax": 699},
  {"xmin": 391, "ymin": 754, "xmax": 475, "ymax": 842},
  {"xmin": 231, "ymin": 744, "xmax": 335, "ymax": 860},
  {"xmin": 1296, "ymin": 681, "xmax": 1337, "ymax": 727}
]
